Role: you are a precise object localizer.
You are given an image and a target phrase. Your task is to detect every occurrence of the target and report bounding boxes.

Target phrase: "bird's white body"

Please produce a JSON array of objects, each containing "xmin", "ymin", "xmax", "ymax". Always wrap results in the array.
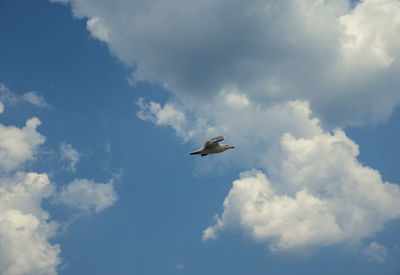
[{"xmin": 187, "ymin": 136, "xmax": 235, "ymax": 157}]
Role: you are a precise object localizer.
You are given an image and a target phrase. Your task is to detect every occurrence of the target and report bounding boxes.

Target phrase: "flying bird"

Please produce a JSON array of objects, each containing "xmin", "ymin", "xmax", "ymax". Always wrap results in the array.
[{"xmin": 187, "ymin": 136, "xmax": 235, "ymax": 157}]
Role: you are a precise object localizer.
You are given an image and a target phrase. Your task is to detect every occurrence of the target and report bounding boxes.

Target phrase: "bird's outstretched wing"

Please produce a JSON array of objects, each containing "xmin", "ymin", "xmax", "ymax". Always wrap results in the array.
[
  {"xmin": 209, "ymin": 136, "xmax": 224, "ymax": 144},
  {"xmin": 204, "ymin": 135, "xmax": 224, "ymax": 149}
]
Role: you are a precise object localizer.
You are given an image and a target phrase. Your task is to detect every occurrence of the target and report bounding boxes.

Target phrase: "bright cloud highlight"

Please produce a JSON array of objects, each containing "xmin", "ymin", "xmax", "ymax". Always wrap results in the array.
[{"xmin": 0, "ymin": 172, "xmax": 60, "ymax": 275}]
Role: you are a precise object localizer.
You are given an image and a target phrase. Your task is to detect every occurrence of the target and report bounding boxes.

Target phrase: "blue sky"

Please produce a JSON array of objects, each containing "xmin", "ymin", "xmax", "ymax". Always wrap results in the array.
[{"xmin": 1, "ymin": 0, "xmax": 400, "ymax": 274}]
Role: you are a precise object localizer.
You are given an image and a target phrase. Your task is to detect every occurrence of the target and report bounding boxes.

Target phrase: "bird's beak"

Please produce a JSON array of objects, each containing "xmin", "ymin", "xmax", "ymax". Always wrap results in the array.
[{"xmin": 228, "ymin": 146, "xmax": 235, "ymax": 149}]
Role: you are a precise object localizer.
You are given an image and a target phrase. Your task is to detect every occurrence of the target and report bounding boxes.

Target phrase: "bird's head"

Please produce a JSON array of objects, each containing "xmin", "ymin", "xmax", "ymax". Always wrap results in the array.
[{"xmin": 223, "ymin": 144, "xmax": 235, "ymax": 151}]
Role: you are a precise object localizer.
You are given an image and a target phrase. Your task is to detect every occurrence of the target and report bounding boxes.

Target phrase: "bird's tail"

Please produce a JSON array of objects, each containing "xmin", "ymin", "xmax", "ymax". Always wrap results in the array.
[{"xmin": 186, "ymin": 151, "xmax": 201, "ymax": 155}]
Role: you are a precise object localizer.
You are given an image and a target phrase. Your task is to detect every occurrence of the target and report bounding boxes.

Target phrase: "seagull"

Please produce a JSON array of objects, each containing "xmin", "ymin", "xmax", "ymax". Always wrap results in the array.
[{"xmin": 187, "ymin": 136, "xmax": 235, "ymax": 157}]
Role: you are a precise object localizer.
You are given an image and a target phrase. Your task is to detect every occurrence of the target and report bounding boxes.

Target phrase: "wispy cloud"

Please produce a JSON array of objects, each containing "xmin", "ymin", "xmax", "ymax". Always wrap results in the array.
[
  {"xmin": 175, "ymin": 264, "xmax": 185, "ymax": 270},
  {"xmin": 60, "ymin": 142, "xmax": 80, "ymax": 172},
  {"xmin": 364, "ymin": 242, "xmax": 389, "ymax": 263},
  {"xmin": 0, "ymin": 83, "xmax": 51, "ymax": 109},
  {"xmin": 21, "ymin": 91, "xmax": 51, "ymax": 108}
]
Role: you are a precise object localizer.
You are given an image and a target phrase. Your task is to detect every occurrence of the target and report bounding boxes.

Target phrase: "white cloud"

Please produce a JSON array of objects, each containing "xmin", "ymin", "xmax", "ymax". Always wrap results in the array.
[
  {"xmin": 86, "ymin": 17, "xmax": 110, "ymax": 42},
  {"xmin": 137, "ymin": 98, "xmax": 191, "ymax": 140},
  {"xmin": 0, "ymin": 101, "xmax": 4, "ymax": 114},
  {"xmin": 222, "ymin": 89, "xmax": 250, "ymax": 109},
  {"xmin": 0, "ymin": 84, "xmax": 50, "ymax": 109},
  {"xmin": 58, "ymin": 179, "xmax": 118, "ymax": 213},
  {"xmin": 0, "ymin": 120, "xmax": 59, "ymax": 274},
  {"xmin": 21, "ymin": 91, "xmax": 51, "ymax": 108},
  {"xmin": 0, "ymin": 84, "xmax": 19, "ymax": 105},
  {"xmin": 60, "ymin": 142, "xmax": 80, "ymax": 172},
  {"xmin": 0, "ymin": 124, "xmax": 117, "ymax": 274},
  {"xmin": 140, "ymin": 98, "xmax": 322, "ymax": 172},
  {"xmin": 340, "ymin": 0, "xmax": 400, "ymax": 69},
  {"xmin": 203, "ymin": 126, "xmax": 400, "ymax": 251},
  {"xmin": 53, "ymin": 0, "xmax": 400, "ymax": 127},
  {"xmin": 364, "ymin": 242, "xmax": 389, "ymax": 263},
  {"xmin": 0, "ymin": 172, "xmax": 60, "ymax": 275},
  {"xmin": 0, "ymin": 117, "xmax": 46, "ymax": 171},
  {"xmin": 0, "ymin": 100, "xmax": 60, "ymax": 273}
]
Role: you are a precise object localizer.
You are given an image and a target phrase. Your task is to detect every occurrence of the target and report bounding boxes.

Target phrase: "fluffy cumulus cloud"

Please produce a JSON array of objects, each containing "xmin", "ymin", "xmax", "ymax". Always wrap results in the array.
[
  {"xmin": 0, "ymin": 172, "xmax": 60, "ymax": 275},
  {"xmin": 0, "ymin": 109, "xmax": 59, "ymax": 274},
  {"xmin": 203, "ymin": 129, "xmax": 400, "ymax": 250},
  {"xmin": 58, "ymin": 179, "xmax": 118, "ymax": 213},
  {"xmin": 139, "ymin": 93, "xmax": 400, "ymax": 252},
  {"xmin": 0, "ymin": 87, "xmax": 117, "ymax": 274},
  {"xmin": 53, "ymin": 0, "xmax": 400, "ymax": 127},
  {"xmin": 53, "ymin": 0, "xmax": 400, "ymax": 255},
  {"xmin": 0, "ymin": 117, "xmax": 45, "ymax": 171},
  {"xmin": 340, "ymin": 0, "xmax": 400, "ymax": 69}
]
